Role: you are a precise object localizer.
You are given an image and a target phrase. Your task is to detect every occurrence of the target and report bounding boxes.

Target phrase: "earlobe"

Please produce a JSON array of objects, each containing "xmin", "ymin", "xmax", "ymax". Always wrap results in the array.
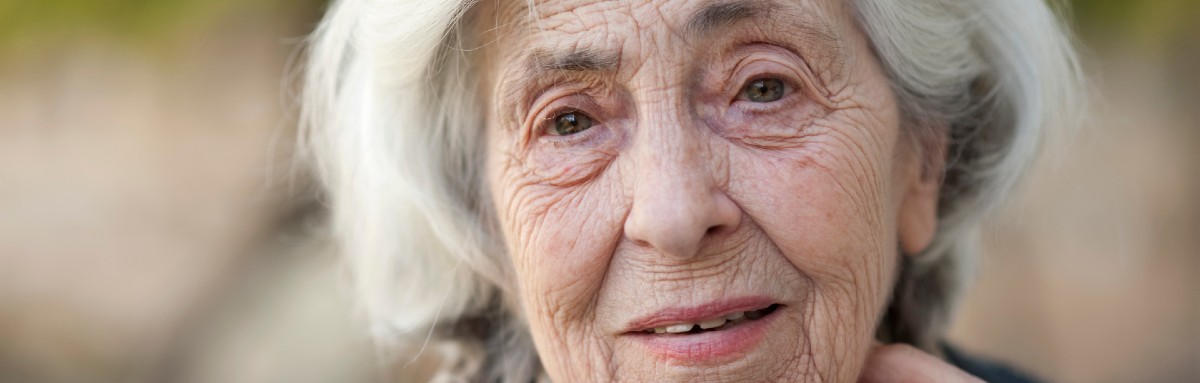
[
  {"xmin": 898, "ymin": 174, "xmax": 940, "ymax": 255},
  {"xmin": 897, "ymin": 132, "xmax": 947, "ymax": 256}
]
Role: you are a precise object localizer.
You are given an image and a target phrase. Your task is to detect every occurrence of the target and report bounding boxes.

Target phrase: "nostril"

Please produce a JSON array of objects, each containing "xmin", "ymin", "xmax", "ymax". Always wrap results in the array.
[
  {"xmin": 631, "ymin": 238, "xmax": 651, "ymax": 248},
  {"xmin": 705, "ymin": 225, "xmax": 722, "ymax": 236},
  {"xmin": 705, "ymin": 216, "xmax": 739, "ymax": 236}
]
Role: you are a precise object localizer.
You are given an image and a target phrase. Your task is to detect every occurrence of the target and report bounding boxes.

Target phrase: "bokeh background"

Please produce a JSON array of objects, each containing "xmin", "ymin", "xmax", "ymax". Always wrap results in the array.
[{"xmin": 1, "ymin": 1, "xmax": 1196, "ymax": 382}]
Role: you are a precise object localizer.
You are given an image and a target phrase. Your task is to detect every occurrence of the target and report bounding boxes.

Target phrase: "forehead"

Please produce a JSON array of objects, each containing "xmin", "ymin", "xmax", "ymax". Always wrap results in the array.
[
  {"xmin": 480, "ymin": 0, "xmax": 846, "ymax": 66},
  {"xmin": 524, "ymin": 0, "xmax": 834, "ymax": 30}
]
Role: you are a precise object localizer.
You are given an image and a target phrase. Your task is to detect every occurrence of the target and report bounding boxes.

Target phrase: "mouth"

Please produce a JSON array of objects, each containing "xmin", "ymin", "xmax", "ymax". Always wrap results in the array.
[
  {"xmin": 636, "ymin": 303, "xmax": 782, "ymax": 335},
  {"xmin": 621, "ymin": 297, "xmax": 785, "ymax": 362}
]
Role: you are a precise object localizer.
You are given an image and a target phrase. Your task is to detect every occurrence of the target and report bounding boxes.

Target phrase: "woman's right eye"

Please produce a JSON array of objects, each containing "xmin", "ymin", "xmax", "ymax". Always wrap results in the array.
[{"xmin": 547, "ymin": 111, "xmax": 595, "ymax": 136}]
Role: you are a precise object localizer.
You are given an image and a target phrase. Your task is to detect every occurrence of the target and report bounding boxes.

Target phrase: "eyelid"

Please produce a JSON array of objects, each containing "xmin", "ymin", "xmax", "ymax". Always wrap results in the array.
[
  {"xmin": 522, "ymin": 89, "xmax": 592, "ymax": 147},
  {"xmin": 736, "ymin": 76, "xmax": 795, "ymax": 102},
  {"xmin": 535, "ymin": 103, "xmax": 605, "ymax": 147},
  {"xmin": 726, "ymin": 47, "xmax": 835, "ymax": 109},
  {"xmin": 731, "ymin": 60, "xmax": 803, "ymax": 100},
  {"xmin": 540, "ymin": 108, "xmax": 589, "ymax": 135}
]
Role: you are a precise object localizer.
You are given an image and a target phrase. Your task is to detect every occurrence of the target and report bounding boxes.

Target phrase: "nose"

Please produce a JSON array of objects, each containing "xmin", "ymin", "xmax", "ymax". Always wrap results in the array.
[{"xmin": 623, "ymin": 120, "xmax": 741, "ymax": 259}]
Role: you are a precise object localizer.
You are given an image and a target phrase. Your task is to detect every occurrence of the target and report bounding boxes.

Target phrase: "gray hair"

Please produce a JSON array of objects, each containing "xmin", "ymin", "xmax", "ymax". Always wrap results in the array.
[{"xmin": 300, "ymin": 0, "xmax": 1082, "ymax": 380}]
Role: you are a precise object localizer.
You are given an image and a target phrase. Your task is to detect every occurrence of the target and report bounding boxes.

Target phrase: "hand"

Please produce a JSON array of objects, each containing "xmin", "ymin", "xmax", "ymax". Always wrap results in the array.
[{"xmin": 858, "ymin": 343, "xmax": 984, "ymax": 383}]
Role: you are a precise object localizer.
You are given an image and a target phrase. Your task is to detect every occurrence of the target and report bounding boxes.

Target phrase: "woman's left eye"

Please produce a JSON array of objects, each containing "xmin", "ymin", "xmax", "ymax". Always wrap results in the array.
[
  {"xmin": 741, "ymin": 78, "xmax": 787, "ymax": 103},
  {"xmin": 548, "ymin": 111, "xmax": 595, "ymax": 136}
]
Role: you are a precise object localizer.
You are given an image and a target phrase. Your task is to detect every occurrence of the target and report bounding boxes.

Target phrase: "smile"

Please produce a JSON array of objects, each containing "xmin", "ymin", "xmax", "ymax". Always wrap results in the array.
[
  {"xmin": 640, "ymin": 304, "xmax": 781, "ymax": 334},
  {"xmin": 622, "ymin": 297, "xmax": 786, "ymax": 362}
]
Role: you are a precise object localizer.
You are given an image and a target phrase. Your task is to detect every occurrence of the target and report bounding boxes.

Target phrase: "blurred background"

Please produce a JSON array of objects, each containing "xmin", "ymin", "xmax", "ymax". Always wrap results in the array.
[{"xmin": 0, "ymin": 1, "xmax": 1196, "ymax": 382}]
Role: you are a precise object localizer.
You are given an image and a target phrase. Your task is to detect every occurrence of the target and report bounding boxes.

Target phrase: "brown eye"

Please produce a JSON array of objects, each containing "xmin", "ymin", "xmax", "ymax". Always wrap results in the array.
[
  {"xmin": 551, "ymin": 111, "xmax": 594, "ymax": 136},
  {"xmin": 742, "ymin": 78, "xmax": 786, "ymax": 103}
]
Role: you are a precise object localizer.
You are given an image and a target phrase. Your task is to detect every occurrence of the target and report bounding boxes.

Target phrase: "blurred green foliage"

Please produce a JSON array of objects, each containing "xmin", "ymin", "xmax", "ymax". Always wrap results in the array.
[
  {"xmin": 0, "ymin": 0, "xmax": 325, "ymax": 52},
  {"xmin": 0, "ymin": 0, "xmax": 223, "ymax": 38},
  {"xmin": 1071, "ymin": 0, "xmax": 1200, "ymax": 47},
  {"xmin": 0, "ymin": 0, "xmax": 1195, "ymax": 53}
]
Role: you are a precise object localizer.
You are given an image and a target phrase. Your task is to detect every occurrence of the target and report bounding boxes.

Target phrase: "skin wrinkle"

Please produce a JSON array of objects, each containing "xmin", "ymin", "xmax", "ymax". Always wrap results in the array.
[
  {"xmin": 479, "ymin": 0, "xmax": 941, "ymax": 381},
  {"xmin": 808, "ymin": 109, "xmax": 890, "ymax": 230},
  {"xmin": 507, "ymin": 1, "xmax": 847, "ymax": 121},
  {"xmin": 618, "ymin": 233, "xmax": 747, "ymax": 274},
  {"xmin": 684, "ymin": 1, "xmax": 760, "ymax": 38},
  {"xmin": 745, "ymin": 7, "xmax": 844, "ymax": 101}
]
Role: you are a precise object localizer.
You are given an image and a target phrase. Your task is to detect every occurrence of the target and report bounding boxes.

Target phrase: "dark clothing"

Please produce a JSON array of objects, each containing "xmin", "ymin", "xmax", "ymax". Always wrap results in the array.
[{"xmin": 943, "ymin": 343, "xmax": 1044, "ymax": 383}]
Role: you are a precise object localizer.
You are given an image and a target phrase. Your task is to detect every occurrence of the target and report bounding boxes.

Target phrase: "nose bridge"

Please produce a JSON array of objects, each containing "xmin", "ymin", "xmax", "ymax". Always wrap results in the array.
[
  {"xmin": 623, "ymin": 93, "xmax": 738, "ymax": 259},
  {"xmin": 635, "ymin": 96, "xmax": 709, "ymax": 184}
]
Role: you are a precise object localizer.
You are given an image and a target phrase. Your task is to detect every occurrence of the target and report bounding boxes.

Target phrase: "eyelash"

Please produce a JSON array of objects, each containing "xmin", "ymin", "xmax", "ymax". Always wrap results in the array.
[{"xmin": 727, "ymin": 53, "xmax": 806, "ymax": 99}]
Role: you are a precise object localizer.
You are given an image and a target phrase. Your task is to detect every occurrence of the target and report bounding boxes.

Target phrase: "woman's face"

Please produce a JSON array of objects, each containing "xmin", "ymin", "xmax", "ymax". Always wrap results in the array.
[{"xmin": 482, "ymin": 0, "xmax": 941, "ymax": 381}]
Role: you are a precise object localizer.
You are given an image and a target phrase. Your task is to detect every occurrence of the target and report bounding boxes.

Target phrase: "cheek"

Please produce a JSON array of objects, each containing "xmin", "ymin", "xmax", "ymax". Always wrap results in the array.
[
  {"xmin": 489, "ymin": 151, "xmax": 626, "ymax": 362},
  {"xmin": 500, "ymin": 179, "xmax": 615, "ymax": 308},
  {"xmin": 725, "ymin": 142, "xmax": 898, "ymax": 379},
  {"xmin": 730, "ymin": 146, "xmax": 895, "ymax": 295},
  {"xmin": 730, "ymin": 118, "xmax": 898, "ymax": 258},
  {"xmin": 726, "ymin": 112, "xmax": 901, "ymax": 355}
]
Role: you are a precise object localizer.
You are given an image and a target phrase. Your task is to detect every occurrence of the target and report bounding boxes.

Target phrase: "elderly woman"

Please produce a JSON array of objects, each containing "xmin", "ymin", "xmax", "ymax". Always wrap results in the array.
[{"xmin": 302, "ymin": 0, "xmax": 1081, "ymax": 381}]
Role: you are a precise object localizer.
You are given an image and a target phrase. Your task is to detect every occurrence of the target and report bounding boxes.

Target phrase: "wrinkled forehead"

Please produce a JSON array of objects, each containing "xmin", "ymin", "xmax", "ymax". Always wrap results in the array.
[
  {"xmin": 528, "ymin": 0, "xmax": 765, "ymax": 36},
  {"xmin": 475, "ymin": 0, "xmax": 849, "ymax": 78},
  {"xmin": 519, "ymin": 0, "xmax": 840, "ymax": 30}
]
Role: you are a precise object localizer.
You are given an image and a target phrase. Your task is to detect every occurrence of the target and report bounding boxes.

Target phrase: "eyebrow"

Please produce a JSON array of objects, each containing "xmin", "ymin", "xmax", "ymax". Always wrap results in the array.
[
  {"xmin": 526, "ymin": 48, "xmax": 620, "ymax": 73},
  {"xmin": 685, "ymin": 0, "xmax": 841, "ymax": 54},
  {"xmin": 507, "ymin": 0, "xmax": 841, "ymax": 104},
  {"xmin": 685, "ymin": 0, "xmax": 768, "ymax": 38}
]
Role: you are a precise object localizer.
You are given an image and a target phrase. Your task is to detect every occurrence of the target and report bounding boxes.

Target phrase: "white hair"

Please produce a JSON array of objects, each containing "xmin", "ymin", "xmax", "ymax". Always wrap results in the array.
[{"xmin": 300, "ymin": 0, "xmax": 1082, "ymax": 380}]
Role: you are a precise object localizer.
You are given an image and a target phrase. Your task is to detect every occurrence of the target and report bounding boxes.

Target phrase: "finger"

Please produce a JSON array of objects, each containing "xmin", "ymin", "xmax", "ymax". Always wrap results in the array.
[{"xmin": 858, "ymin": 343, "xmax": 984, "ymax": 383}]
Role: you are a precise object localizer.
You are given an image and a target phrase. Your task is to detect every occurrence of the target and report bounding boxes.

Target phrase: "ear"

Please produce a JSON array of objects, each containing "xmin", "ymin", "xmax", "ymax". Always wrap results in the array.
[{"xmin": 897, "ymin": 130, "xmax": 947, "ymax": 256}]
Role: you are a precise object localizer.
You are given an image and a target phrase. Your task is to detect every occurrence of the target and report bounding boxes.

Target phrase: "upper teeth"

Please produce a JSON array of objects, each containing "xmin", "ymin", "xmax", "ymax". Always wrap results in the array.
[{"xmin": 648, "ymin": 310, "xmax": 755, "ymax": 334}]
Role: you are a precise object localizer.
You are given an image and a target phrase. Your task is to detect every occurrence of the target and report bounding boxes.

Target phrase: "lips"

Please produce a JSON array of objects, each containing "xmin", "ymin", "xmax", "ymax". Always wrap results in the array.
[
  {"xmin": 623, "ymin": 296, "xmax": 782, "ymax": 333},
  {"xmin": 639, "ymin": 304, "xmax": 781, "ymax": 334},
  {"xmin": 621, "ymin": 297, "xmax": 785, "ymax": 362}
]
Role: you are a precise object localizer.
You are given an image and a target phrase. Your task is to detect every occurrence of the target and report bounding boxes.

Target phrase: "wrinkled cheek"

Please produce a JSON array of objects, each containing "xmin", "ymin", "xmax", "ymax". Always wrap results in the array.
[
  {"xmin": 727, "ymin": 150, "xmax": 896, "ymax": 380},
  {"xmin": 510, "ymin": 235, "xmax": 610, "ymax": 380},
  {"xmin": 500, "ymin": 188, "xmax": 623, "ymax": 380},
  {"xmin": 507, "ymin": 198, "xmax": 612, "ymax": 311},
  {"xmin": 802, "ymin": 281, "xmax": 885, "ymax": 380},
  {"xmin": 730, "ymin": 152, "xmax": 893, "ymax": 288},
  {"xmin": 520, "ymin": 280, "xmax": 617, "ymax": 381},
  {"xmin": 508, "ymin": 212, "xmax": 596, "ymax": 325},
  {"xmin": 788, "ymin": 226, "xmax": 892, "ymax": 382}
]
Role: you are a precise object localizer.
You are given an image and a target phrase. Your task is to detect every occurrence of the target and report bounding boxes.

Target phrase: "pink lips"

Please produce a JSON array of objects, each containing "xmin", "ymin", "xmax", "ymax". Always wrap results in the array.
[{"xmin": 622, "ymin": 296, "xmax": 781, "ymax": 362}]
